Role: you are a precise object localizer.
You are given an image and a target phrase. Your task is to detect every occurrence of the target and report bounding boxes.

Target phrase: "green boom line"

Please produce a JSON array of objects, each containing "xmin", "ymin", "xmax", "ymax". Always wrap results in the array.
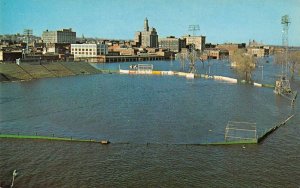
[{"xmin": 0, "ymin": 134, "xmax": 98, "ymax": 143}]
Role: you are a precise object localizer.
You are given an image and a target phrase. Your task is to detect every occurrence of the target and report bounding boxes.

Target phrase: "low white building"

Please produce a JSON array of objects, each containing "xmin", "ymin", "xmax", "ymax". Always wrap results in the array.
[{"xmin": 71, "ymin": 44, "xmax": 108, "ymax": 60}]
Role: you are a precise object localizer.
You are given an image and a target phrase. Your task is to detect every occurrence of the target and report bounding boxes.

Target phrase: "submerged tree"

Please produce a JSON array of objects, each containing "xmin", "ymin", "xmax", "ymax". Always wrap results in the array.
[
  {"xmin": 198, "ymin": 51, "xmax": 205, "ymax": 68},
  {"xmin": 177, "ymin": 52, "xmax": 187, "ymax": 71},
  {"xmin": 275, "ymin": 50, "xmax": 300, "ymax": 80},
  {"xmin": 187, "ymin": 50, "xmax": 197, "ymax": 73},
  {"xmin": 289, "ymin": 51, "xmax": 300, "ymax": 79},
  {"xmin": 230, "ymin": 49, "xmax": 256, "ymax": 81}
]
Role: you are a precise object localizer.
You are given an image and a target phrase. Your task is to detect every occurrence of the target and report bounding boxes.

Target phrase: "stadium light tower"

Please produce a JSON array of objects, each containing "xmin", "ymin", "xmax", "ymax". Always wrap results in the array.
[
  {"xmin": 274, "ymin": 15, "xmax": 297, "ymax": 104},
  {"xmin": 23, "ymin": 29, "xmax": 33, "ymax": 54},
  {"xmin": 188, "ymin": 25, "xmax": 200, "ymax": 73},
  {"xmin": 281, "ymin": 15, "xmax": 290, "ymax": 76},
  {"xmin": 188, "ymin": 25, "xmax": 200, "ymax": 36}
]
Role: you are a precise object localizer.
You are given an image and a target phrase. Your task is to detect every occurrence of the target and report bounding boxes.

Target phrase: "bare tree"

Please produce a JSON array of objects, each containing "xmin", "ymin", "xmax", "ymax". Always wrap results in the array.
[
  {"xmin": 274, "ymin": 50, "xmax": 300, "ymax": 79},
  {"xmin": 198, "ymin": 51, "xmax": 205, "ymax": 68},
  {"xmin": 289, "ymin": 51, "xmax": 300, "ymax": 79},
  {"xmin": 230, "ymin": 49, "xmax": 256, "ymax": 81},
  {"xmin": 177, "ymin": 52, "xmax": 186, "ymax": 71}
]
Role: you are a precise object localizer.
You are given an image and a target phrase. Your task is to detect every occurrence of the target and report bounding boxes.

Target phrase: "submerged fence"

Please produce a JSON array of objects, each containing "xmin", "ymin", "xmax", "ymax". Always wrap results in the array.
[{"xmin": 0, "ymin": 114, "xmax": 295, "ymax": 146}]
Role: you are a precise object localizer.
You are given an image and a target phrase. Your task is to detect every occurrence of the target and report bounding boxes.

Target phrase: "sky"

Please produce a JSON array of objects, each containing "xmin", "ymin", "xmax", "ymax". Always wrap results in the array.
[{"xmin": 1, "ymin": 0, "xmax": 300, "ymax": 46}]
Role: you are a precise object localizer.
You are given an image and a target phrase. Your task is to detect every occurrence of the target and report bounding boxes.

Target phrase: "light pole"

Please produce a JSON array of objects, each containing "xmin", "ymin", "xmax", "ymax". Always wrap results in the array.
[
  {"xmin": 258, "ymin": 65, "xmax": 264, "ymax": 81},
  {"xmin": 10, "ymin": 169, "xmax": 18, "ymax": 188}
]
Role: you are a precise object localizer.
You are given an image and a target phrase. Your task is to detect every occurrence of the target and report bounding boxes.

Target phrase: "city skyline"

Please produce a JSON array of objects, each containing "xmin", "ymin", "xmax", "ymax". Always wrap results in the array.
[{"xmin": 1, "ymin": 0, "xmax": 300, "ymax": 46}]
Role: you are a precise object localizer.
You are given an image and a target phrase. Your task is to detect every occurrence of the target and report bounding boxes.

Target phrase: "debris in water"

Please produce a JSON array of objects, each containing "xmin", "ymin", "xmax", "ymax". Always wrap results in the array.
[{"xmin": 100, "ymin": 140, "xmax": 110, "ymax": 145}]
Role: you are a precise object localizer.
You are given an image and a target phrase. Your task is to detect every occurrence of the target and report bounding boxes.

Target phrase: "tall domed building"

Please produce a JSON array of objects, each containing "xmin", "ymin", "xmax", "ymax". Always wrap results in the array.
[{"xmin": 134, "ymin": 18, "xmax": 158, "ymax": 48}]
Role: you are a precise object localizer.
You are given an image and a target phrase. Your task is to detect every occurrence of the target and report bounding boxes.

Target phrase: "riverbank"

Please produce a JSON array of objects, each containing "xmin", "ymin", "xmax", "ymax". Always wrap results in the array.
[{"xmin": 0, "ymin": 62, "xmax": 102, "ymax": 82}]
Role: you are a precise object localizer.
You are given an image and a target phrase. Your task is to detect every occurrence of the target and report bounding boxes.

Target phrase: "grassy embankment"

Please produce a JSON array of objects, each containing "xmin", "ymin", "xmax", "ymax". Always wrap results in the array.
[{"xmin": 0, "ymin": 62, "xmax": 102, "ymax": 82}]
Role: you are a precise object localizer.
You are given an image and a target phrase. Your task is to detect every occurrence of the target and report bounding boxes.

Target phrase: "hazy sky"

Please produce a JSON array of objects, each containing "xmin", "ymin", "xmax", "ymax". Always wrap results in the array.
[{"xmin": 1, "ymin": 0, "xmax": 300, "ymax": 45}]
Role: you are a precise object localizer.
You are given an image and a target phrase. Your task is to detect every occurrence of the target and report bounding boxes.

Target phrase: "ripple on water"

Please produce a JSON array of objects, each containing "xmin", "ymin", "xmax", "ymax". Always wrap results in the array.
[{"xmin": 1, "ymin": 60, "xmax": 299, "ymax": 187}]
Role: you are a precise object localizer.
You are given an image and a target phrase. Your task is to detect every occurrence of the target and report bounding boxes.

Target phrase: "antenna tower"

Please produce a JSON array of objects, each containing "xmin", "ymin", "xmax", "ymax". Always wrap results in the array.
[{"xmin": 23, "ymin": 29, "xmax": 33, "ymax": 54}]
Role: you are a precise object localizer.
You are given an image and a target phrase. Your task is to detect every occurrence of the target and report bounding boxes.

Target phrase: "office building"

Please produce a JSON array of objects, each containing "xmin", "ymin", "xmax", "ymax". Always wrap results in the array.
[
  {"xmin": 134, "ymin": 32, "xmax": 142, "ymax": 44},
  {"xmin": 159, "ymin": 36, "xmax": 186, "ymax": 52},
  {"xmin": 71, "ymin": 43, "xmax": 108, "ymax": 60},
  {"xmin": 135, "ymin": 18, "xmax": 158, "ymax": 48},
  {"xmin": 216, "ymin": 43, "xmax": 246, "ymax": 56},
  {"xmin": 42, "ymin": 28, "xmax": 76, "ymax": 44},
  {"xmin": 183, "ymin": 35, "xmax": 206, "ymax": 51}
]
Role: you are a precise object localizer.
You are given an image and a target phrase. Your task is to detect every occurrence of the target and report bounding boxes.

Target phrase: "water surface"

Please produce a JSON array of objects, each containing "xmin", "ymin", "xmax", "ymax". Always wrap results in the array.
[{"xmin": 1, "ymin": 60, "xmax": 299, "ymax": 187}]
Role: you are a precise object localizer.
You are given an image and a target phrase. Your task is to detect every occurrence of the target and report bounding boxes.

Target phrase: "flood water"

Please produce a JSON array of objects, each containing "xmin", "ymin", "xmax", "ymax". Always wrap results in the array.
[{"xmin": 1, "ymin": 59, "xmax": 299, "ymax": 187}]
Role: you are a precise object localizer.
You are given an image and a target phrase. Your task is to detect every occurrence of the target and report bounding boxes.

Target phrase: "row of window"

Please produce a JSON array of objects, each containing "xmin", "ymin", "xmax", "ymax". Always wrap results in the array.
[
  {"xmin": 74, "ymin": 52, "xmax": 96, "ymax": 55},
  {"xmin": 71, "ymin": 48, "xmax": 96, "ymax": 51}
]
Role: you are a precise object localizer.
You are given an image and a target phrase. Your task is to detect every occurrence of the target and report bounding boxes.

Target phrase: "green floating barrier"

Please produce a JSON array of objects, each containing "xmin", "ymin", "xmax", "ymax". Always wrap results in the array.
[
  {"xmin": 262, "ymin": 84, "xmax": 275, "ymax": 88},
  {"xmin": 0, "ymin": 134, "xmax": 97, "ymax": 143}
]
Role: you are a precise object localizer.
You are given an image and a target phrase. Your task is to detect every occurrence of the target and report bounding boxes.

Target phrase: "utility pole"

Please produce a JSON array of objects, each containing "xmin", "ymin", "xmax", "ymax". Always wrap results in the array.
[{"xmin": 259, "ymin": 65, "xmax": 263, "ymax": 80}]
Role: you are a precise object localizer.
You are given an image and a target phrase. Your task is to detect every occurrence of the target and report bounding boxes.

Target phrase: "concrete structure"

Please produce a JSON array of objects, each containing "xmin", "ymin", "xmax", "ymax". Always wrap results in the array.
[
  {"xmin": 116, "ymin": 48, "xmax": 137, "ymax": 56},
  {"xmin": 134, "ymin": 31, "xmax": 142, "ymax": 45},
  {"xmin": 135, "ymin": 18, "xmax": 158, "ymax": 48},
  {"xmin": 247, "ymin": 40, "xmax": 269, "ymax": 57},
  {"xmin": 183, "ymin": 35, "xmax": 206, "ymax": 51},
  {"xmin": 159, "ymin": 36, "xmax": 186, "ymax": 52},
  {"xmin": 42, "ymin": 28, "xmax": 76, "ymax": 44},
  {"xmin": 43, "ymin": 43, "xmax": 70, "ymax": 55},
  {"xmin": 216, "ymin": 43, "xmax": 246, "ymax": 56},
  {"xmin": 71, "ymin": 43, "xmax": 108, "ymax": 60},
  {"xmin": 247, "ymin": 46, "xmax": 269, "ymax": 57},
  {"xmin": 204, "ymin": 49, "xmax": 229, "ymax": 59},
  {"xmin": 0, "ymin": 50, "xmax": 22, "ymax": 62},
  {"xmin": 102, "ymin": 55, "xmax": 168, "ymax": 63}
]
